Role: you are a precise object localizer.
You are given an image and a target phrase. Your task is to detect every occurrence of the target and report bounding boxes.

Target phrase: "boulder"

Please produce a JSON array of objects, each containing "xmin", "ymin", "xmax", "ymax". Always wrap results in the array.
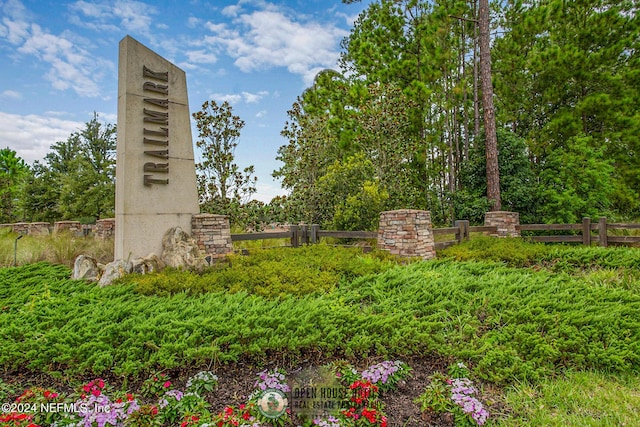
[
  {"xmin": 161, "ymin": 227, "xmax": 204, "ymax": 269},
  {"xmin": 98, "ymin": 259, "xmax": 133, "ymax": 287},
  {"xmin": 131, "ymin": 253, "xmax": 165, "ymax": 274},
  {"xmin": 72, "ymin": 255, "xmax": 101, "ymax": 282}
]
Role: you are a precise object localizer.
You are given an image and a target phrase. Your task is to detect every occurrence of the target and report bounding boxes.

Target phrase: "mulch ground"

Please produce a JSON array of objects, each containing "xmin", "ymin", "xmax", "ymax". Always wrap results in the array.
[{"xmin": 2, "ymin": 354, "xmax": 508, "ymax": 426}]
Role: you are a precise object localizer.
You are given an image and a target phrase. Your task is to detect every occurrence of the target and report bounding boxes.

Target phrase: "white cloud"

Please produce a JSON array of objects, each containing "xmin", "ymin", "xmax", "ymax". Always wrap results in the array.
[
  {"xmin": 210, "ymin": 93, "xmax": 242, "ymax": 104},
  {"xmin": 242, "ymin": 90, "xmax": 269, "ymax": 103},
  {"xmin": 185, "ymin": 49, "xmax": 218, "ymax": 64},
  {"xmin": 0, "ymin": 112, "xmax": 84, "ymax": 164},
  {"xmin": 112, "ymin": 0, "xmax": 154, "ymax": 33},
  {"xmin": 210, "ymin": 91, "xmax": 270, "ymax": 105},
  {"xmin": 16, "ymin": 24, "xmax": 112, "ymax": 97},
  {"xmin": 0, "ymin": 1, "xmax": 114, "ymax": 97},
  {"xmin": 1, "ymin": 90, "xmax": 21, "ymax": 99},
  {"xmin": 202, "ymin": 3, "xmax": 348, "ymax": 85},
  {"xmin": 222, "ymin": 5, "xmax": 242, "ymax": 17},
  {"xmin": 68, "ymin": 0, "xmax": 155, "ymax": 34},
  {"xmin": 255, "ymin": 110, "xmax": 267, "ymax": 118},
  {"xmin": 187, "ymin": 16, "xmax": 201, "ymax": 28}
]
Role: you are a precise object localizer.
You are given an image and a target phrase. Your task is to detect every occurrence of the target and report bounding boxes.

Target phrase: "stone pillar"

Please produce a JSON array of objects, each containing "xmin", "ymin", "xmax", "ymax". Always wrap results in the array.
[
  {"xmin": 484, "ymin": 211, "xmax": 520, "ymax": 237},
  {"xmin": 54, "ymin": 221, "xmax": 83, "ymax": 236},
  {"xmin": 377, "ymin": 210, "xmax": 436, "ymax": 260},
  {"xmin": 191, "ymin": 214, "xmax": 233, "ymax": 259},
  {"xmin": 95, "ymin": 218, "xmax": 116, "ymax": 240}
]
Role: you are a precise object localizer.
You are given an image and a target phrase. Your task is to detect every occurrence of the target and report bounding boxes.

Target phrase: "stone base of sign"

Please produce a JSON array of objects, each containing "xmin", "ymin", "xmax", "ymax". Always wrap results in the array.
[
  {"xmin": 484, "ymin": 211, "xmax": 520, "ymax": 237},
  {"xmin": 116, "ymin": 214, "xmax": 195, "ymax": 261},
  {"xmin": 377, "ymin": 210, "xmax": 436, "ymax": 259},
  {"xmin": 191, "ymin": 214, "xmax": 233, "ymax": 259}
]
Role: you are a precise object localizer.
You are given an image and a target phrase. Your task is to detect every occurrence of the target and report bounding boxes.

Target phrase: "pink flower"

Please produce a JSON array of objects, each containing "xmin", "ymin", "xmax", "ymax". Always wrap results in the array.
[{"xmin": 163, "ymin": 381, "xmax": 171, "ymax": 388}]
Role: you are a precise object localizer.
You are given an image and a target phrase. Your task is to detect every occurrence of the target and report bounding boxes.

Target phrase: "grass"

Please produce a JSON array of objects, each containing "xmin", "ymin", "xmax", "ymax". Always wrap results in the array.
[
  {"xmin": 499, "ymin": 371, "xmax": 640, "ymax": 426},
  {"xmin": 0, "ymin": 227, "xmax": 113, "ymax": 267}
]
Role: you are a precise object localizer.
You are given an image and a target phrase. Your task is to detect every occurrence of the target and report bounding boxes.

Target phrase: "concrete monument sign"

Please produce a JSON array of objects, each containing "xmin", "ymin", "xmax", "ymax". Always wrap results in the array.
[{"xmin": 115, "ymin": 36, "xmax": 199, "ymax": 260}]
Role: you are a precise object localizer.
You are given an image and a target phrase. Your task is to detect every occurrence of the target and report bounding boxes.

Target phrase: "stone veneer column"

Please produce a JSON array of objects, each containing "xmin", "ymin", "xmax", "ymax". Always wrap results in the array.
[
  {"xmin": 377, "ymin": 210, "xmax": 436, "ymax": 260},
  {"xmin": 484, "ymin": 211, "xmax": 520, "ymax": 237},
  {"xmin": 95, "ymin": 218, "xmax": 116, "ymax": 240},
  {"xmin": 191, "ymin": 214, "xmax": 233, "ymax": 259}
]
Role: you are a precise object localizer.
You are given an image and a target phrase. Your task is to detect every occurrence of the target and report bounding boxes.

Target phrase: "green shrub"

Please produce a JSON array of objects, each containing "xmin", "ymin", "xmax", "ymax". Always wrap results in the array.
[
  {"xmin": 1, "ymin": 245, "xmax": 639, "ymax": 385},
  {"xmin": 440, "ymin": 236, "xmax": 548, "ymax": 267},
  {"xmin": 133, "ymin": 245, "xmax": 396, "ymax": 298}
]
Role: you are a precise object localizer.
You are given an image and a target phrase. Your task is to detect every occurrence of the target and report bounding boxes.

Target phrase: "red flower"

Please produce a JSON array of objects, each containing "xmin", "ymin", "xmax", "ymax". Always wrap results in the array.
[
  {"xmin": 163, "ymin": 381, "xmax": 171, "ymax": 388},
  {"xmin": 43, "ymin": 390, "xmax": 58, "ymax": 399},
  {"xmin": 224, "ymin": 406, "xmax": 233, "ymax": 416},
  {"xmin": 151, "ymin": 406, "xmax": 158, "ymax": 415}
]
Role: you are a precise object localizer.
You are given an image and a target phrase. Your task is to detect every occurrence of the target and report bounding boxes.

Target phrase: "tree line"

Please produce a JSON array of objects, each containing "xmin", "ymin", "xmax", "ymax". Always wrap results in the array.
[
  {"xmin": 274, "ymin": 0, "xmax": 640, "ymax": 228},
  {"xmin": 2, "ymin": 0, "xmax": 638, "ymax": 230}
]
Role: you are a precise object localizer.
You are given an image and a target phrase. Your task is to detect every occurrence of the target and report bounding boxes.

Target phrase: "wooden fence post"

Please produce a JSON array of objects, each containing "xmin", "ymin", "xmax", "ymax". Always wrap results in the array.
[
  {"xmin": 455, "ymin": 220, "xmax": 470, "ymax": 243},
  {"xmin": 290, "ymin": 225, "xmax": 299, "ymax": 248},
  {"xmin": 300, "ymin": 225, "xmax": 309, "ymax": 245},
  {"xmin": 582, "ymin": 217, "xmax": 591, "ymax": 246},
  {"xmin": 598, "ymin": 217, "xmax": 608, "ymax": 247},
  {"xmin": 311, "ymin": 224, "xmax": 319, "ymax": 244}
]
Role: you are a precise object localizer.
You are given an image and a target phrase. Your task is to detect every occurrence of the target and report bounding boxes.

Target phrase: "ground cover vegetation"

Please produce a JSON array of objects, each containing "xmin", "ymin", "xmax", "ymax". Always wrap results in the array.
[{"xmin": 1, "ymin": 240, "xmax": 639, "ymax": 425}]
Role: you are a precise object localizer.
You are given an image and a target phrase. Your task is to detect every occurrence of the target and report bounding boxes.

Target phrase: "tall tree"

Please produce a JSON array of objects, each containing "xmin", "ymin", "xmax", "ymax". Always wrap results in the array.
[
  {"xmin": 493, "ymin": 0, "xmax": 640, "ymax": 219},
  {"xmin": 59, "ymin": 113, "xmax": 116, "ymax": 220},
  {"xmin": 478, "ymin": 0, "xmax": 501, "ymax": 211},
  {"xmin": 192, "ymin": 100, "xmax": 257, "ymax": 223},
  {"xmin": 18, "ymin": 113, "xmax": 116, "ymax": 222},
  {"xmin": 339, "ymin": 0, "xmax": 482, "ymax": 223},
  {"xmin": 0, "ymin": 148, "xmax": 29, "ymax": 222}
]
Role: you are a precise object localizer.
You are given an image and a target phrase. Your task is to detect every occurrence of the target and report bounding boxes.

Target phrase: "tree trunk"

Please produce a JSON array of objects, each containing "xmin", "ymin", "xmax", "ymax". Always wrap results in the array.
[{"xmin": 478, "ymin": 0, "xmax": 501, "ymax": 211}]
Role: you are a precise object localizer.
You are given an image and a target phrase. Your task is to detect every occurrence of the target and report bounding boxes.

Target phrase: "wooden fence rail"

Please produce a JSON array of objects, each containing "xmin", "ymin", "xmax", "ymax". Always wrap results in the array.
[
  {"xmin": 231, "ymin": 221, "xmax": 494, "ymax": 249},
  {"xmin": 231, "ymin": 217, "xmax": 640, "ymax": 249},
  {"xmin": 518, "ymin": 217, "xmax": 640, "ymax": 247}
]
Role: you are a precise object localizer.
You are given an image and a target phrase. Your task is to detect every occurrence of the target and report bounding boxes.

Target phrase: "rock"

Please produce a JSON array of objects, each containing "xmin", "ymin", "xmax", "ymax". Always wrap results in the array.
[
  {"xmin": 131, "ymin": 253, "xmax": 165, "ymax": 274},
  {"xmin": 98, "ymin": 259, "xmax": 133, "ymax": 287},
  {"xmin": 72, "ymin": 255, "xmax": 102, "ymax": 281},
  {"xmin": 161, "ymin": 227, "xmax": 204, "ymax": 269}
]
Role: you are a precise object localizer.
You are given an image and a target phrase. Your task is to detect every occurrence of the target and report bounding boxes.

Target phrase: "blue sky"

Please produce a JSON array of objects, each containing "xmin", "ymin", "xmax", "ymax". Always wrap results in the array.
[{"xmin": 0, "ymin": 0, "xmax": 372, "ymax": 202}]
